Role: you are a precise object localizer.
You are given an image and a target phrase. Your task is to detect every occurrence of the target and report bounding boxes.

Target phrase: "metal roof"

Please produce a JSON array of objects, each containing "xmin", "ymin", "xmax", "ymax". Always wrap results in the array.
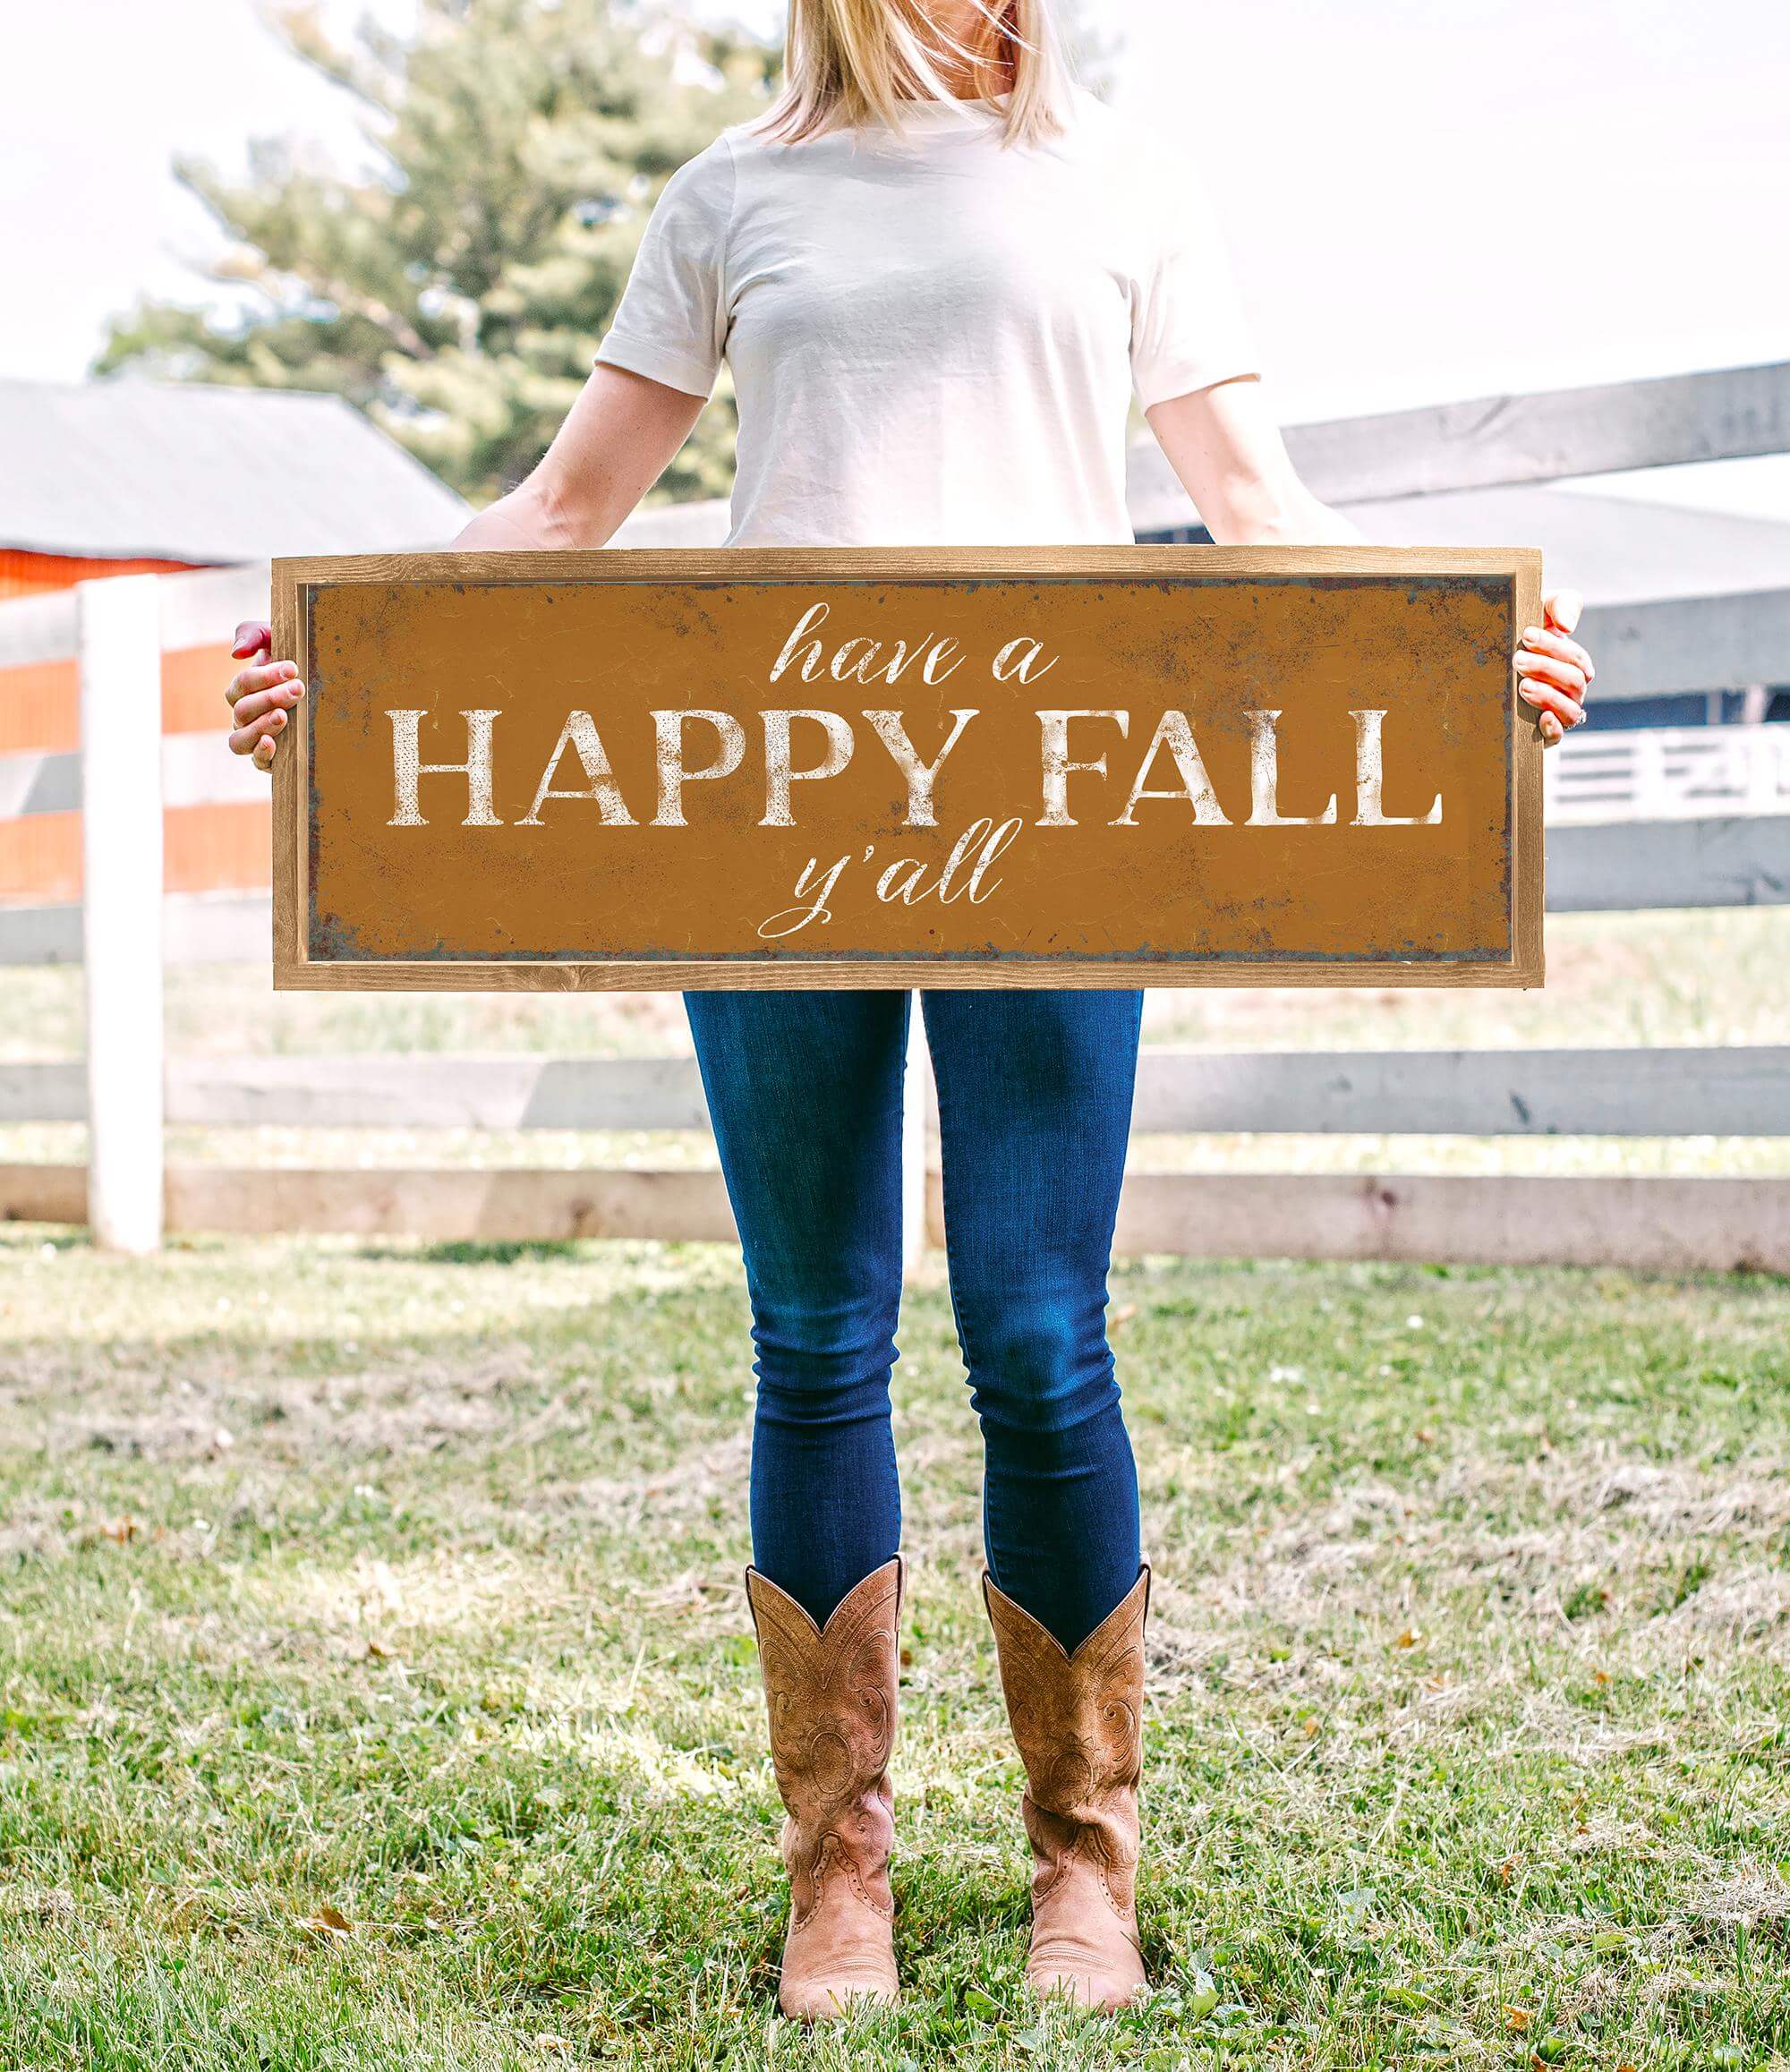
[
  {"xmin": 0, "ymin": 379, "xmax": 470, "ymax": 564},
  {"xmin": 1340, "ymin": 482, "xmax": 1790, "ymax": 606}
]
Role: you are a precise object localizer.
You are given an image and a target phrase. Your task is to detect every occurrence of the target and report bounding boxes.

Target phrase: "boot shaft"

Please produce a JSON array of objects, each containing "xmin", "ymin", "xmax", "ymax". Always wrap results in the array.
[
  {"xmin": 983, "ymin": 1567, "xmax": 1151, "ymax": 2010},
  {"xmin": 746, "ymin": 1557, "xmax": 904, "ymax": 1918},
  {"xmin": 982, "ymin": 1567, "xmax": 1149, "ymax": 1831}
]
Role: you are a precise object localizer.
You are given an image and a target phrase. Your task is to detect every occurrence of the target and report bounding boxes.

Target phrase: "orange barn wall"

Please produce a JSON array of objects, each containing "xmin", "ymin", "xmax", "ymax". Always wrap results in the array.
[
  {"xmin": 0, "ymin": 550, "xmax": 200, "ymax": 601},
  {"xmin": 0, "ymin": 633, "xmax": 269, "ymax": 903}
]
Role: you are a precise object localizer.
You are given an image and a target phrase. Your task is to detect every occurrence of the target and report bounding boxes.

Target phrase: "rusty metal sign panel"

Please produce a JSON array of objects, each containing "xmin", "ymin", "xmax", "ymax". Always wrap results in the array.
[{"xmin": 271, "ymin": 546, "xmax": 1543, "ymax": 990}]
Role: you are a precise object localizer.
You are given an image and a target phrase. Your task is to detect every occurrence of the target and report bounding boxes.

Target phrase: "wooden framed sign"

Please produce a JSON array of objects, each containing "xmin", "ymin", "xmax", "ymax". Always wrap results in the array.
[{"xmin": 271, "ymin": 546, "xmax": 1544, "ymax": 991}]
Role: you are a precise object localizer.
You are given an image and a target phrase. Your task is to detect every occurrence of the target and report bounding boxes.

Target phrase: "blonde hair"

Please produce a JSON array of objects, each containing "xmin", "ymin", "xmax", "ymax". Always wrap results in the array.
[{"xmin": 756, "ymin": 0, "xmax": 1076, "ymax": 149}]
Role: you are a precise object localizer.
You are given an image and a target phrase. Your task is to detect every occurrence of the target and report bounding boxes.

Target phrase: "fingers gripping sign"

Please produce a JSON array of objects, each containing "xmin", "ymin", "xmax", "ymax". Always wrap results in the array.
[
  {"xmin": 226, "ymin": 619, "xmax": 305, "ymax": 772},
  {"xmin": 1516, "ymin": 587, "xmax": 1594, "ymax": 747}
]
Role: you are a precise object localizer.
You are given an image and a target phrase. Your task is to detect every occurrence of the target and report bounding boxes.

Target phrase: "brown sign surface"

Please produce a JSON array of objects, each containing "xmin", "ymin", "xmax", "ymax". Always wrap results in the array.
[{"xmin": 271, "ymin": 546, "xmax": 1543, "ymax": 990}]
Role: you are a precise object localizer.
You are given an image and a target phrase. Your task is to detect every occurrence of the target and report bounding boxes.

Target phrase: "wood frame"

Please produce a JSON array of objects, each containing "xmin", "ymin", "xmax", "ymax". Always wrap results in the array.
[{"xmin": 272, "ymin": 544, "xmax": 1544, "ymax": 992}]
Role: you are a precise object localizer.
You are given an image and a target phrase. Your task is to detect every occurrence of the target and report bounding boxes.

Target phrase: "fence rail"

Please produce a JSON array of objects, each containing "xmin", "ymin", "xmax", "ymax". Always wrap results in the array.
[
  {"xmin": 2, "ymin": 365, "xmax": 1787, "ymax": 1266},
  {"xmin": 0, "ymin": 1164, "xmax": 1782, "ymax": 1273},
  {"xmin": 4, "ymin": 1045, "xmax": 1787, "ymax": 1138},
  {"xmin": 1127, "ymin": 359, "xmax": 1790, "ymax": 531}
]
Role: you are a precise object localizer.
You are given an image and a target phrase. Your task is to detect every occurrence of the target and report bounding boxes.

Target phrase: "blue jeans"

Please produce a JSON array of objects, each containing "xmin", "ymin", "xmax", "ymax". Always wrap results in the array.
[{"xmin": 684, "ymin": 987, "xmax": 1144, "ymax": 1652}]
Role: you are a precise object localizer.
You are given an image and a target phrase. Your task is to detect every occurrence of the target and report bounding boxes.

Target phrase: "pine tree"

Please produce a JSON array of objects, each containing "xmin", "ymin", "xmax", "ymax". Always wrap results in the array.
[{"xmin": 98, "ymin": 0, "xmax": 777, "ymax": 505}]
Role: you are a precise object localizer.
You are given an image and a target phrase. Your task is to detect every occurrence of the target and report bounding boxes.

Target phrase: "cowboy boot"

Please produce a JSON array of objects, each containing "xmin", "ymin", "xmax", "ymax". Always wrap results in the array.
[
  {"xmin": 982, "ymin": 1565, "xmax": 1151, "ymax": 2012},
  {"xmin": 745, "ymin": 1556, "xmax": 904, "ymax": 2020}
]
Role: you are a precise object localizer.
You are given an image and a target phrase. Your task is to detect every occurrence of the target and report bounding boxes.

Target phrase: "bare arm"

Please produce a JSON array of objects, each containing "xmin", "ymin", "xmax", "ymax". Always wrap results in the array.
[
  {"xmin": 227, "ymin": 365, "xmax": 705, "ymax": 766},
  {"xmin": 1146, "ymin": 376, "xmax": 1363, "ymax": 549},
  {"xmin": 1146, "ymin": 376, "xmax": 1592, "ymax": 742},
  {"xmin": 451, "ymin": 365, "xmax": 705, "ymax": 552}
]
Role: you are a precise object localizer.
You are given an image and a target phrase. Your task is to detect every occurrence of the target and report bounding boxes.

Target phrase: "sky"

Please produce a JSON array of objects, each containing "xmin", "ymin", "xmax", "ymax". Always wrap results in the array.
[{"xmin": 5, "ymin": 0, "xmax": 1788, "ymax": 510}]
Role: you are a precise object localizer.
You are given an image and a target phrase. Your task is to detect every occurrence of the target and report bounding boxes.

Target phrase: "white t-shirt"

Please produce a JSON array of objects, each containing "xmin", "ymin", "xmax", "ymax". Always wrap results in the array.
[{"xmin": 594, "ymin": 88, "xmax": 1259, "ymax": 548}]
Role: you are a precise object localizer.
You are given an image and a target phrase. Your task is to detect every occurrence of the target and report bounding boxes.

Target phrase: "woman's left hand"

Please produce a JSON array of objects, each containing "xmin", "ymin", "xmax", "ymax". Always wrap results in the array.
[{"xmin": 1517, "ymin": 589, "xmax": 1593, "ymax": 746}]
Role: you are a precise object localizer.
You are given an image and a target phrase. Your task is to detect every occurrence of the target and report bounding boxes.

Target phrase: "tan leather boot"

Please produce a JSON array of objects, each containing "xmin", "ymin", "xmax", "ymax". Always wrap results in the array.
[
  {"xmin": 745, "ymin": 1556, "xmax": 904, "ymax": 2020},
  {"xmin": 983, "ymin": 1566, "xmax": 1151, "ymax": 2013}
]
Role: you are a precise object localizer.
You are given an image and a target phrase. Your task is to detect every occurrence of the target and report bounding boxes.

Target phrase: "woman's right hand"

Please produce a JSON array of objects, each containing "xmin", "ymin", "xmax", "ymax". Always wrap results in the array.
[{"xmin": 226, "ymin": 621, "xmax": 304, "ymax": 772}]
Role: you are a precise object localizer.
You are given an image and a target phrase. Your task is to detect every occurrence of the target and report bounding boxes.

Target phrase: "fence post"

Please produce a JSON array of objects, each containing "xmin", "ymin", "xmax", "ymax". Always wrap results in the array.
[
  {"xmin": 900, "ymin": 1008, "xmax": 932, "ymax": 1277},
  {"xmin": 78, "ymin": 576, "xmax": 165, "ymax": 1254}
]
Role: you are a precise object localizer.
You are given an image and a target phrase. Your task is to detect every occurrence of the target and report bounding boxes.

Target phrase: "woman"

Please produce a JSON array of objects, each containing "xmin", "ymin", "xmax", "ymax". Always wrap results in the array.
[{"xmin": 226, "ymin": 0, "xmax": 1593, "ymax": 2021}]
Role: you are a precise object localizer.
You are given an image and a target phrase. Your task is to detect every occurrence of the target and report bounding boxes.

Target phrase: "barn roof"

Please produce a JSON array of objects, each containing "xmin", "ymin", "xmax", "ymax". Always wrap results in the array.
[
  {"xmin": 0, "ymin": 379, "xmax": 469, "ymax": 565},
  {"xmin": 1342, "ymin": 482, "xmax": 1790, "ymax": 605}
]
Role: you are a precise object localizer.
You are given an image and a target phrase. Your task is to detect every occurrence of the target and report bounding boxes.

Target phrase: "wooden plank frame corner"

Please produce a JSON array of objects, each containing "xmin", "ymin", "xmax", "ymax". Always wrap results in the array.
[{"xmin": 271, "ymin": 544, "xmax": 1547, "ymax": 993}]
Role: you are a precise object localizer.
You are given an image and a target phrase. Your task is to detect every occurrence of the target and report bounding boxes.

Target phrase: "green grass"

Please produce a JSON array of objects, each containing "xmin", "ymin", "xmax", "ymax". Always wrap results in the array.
[{"xmin": 3, "ymin": 1230, "xmax": 1787, "ymax": 2068}]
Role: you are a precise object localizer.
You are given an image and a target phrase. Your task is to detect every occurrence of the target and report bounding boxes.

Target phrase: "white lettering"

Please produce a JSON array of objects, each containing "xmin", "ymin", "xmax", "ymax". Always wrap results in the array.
[
  {"xmin": 861, "ymin": 708, "xmax": 979, "ymax": 827},
  {"xmin": 762, "ymin": 710, "xmax": 856, "ymax": 827},
  {"xmin": 652, "ymin": 710, "xmax": 746, "ymax": 826},
  {"xmin": 387, "ymin": 709, "xmax": 503, "ymax": 827},
  {"xmin": 1247, "ymin": 709, "xmax": 1337, "ymax": 827},
  {"xmin": 518, "ymin": 710, "xmax": 635, "ymax": 825},
  {"xmin": 1350, "ymin": 709, "xmax": 1442, "ymax": 826},
  {"xmin": 1112, "ymin": 711, "xmax": 1231, "ymax": 825},
  {"xmin": 1038, "ymin": 710, "xmax": 1129, "ymax": 826}
]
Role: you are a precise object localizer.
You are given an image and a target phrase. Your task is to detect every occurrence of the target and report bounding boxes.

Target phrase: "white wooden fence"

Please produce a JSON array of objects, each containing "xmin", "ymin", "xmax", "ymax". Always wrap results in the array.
[
  {"xmin": 1543, "ymin": 722, "xmax": 1790, "ymax": 823},
  {"xmin": 2, "ymin": 364, "xmax": 1787, "ymax": 1268}
]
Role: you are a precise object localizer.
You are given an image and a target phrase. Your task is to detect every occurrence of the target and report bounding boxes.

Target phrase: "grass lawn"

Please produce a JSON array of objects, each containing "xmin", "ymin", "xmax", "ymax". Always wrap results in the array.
[{"xmin": 2, "ymin": 1231, "xmax": 1786, "ymax": 2069}]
